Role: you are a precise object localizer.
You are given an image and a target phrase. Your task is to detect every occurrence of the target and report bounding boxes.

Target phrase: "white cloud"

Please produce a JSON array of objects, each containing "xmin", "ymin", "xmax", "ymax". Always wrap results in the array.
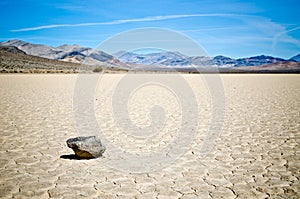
[
  {"xmin": 11, "ymin": 13, "xmax": 244, "ymax": 32},
  {"xmin": 272, "ymin": 26, "xmax": 300, "ymax": 50},
  {"xmin": 11, "ymin": 13, "xmax": 299, "ymax": 51}
]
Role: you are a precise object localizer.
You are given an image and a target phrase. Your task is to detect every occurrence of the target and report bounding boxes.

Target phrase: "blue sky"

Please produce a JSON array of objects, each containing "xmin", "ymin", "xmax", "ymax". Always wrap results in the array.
[{"xmin": 1, "ymin": 0, "xmax": 300, "ymax": 58}]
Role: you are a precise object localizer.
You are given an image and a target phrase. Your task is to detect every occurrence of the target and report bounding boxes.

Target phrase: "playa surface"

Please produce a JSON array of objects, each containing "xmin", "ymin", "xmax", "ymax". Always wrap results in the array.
[{"xmin": 0, "ymin": 74, "xmax": 299, "ymax": 198}]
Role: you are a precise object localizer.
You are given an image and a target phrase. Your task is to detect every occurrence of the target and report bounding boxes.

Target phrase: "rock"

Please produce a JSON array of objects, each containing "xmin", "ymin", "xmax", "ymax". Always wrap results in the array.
[{"xmin": 66, "ymin": 136, "xmax": 105, "ymax": 159}]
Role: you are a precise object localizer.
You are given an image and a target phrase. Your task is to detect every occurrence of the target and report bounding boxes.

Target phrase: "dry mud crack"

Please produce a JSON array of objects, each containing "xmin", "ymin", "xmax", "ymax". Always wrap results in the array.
[{"xmin": 0, "ymin": 74, "xmax": 299, "ymax": 198}]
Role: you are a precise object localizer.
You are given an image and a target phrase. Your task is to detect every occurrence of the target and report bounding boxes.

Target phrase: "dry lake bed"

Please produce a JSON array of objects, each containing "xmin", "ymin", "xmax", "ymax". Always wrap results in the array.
[{"xmin": 0, "ymin": 74, "xmax": 299, "ymax": 198}]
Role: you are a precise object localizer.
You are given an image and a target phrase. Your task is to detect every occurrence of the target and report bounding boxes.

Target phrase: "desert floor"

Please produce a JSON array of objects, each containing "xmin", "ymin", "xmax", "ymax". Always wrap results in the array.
[{"xmin": 0, "ymin": 74, "xmax": 299, "ymax": 198}]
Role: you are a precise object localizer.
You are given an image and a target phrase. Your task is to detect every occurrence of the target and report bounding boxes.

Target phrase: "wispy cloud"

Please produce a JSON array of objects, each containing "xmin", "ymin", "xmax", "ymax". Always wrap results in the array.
[
  {"xmin": 12, "ymin": 13, "xmax": 299, "ymax": 51},
  {"xmin": 181, "ymin": 26, "xmax": 248, "ymax": 33},
  {"xmin": 11, "ymin": 13, "xmax": 244, "ymax": 32},
  {"xmin": 272, "ymin": 26, "xmax": 300, "ymax": 50}
]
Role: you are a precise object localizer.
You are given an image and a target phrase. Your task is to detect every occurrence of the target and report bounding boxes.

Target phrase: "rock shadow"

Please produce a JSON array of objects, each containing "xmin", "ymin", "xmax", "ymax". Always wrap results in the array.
[{"xmin": 60, "ymin": 154, "xmax": 93, "ymax": 160}]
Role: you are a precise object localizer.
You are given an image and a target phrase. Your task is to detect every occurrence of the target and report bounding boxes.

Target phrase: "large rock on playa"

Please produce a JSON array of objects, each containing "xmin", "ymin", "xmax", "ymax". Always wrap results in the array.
[{"xmin": 66, "ymin": 136, "xmax": 106, "ymax": 159}]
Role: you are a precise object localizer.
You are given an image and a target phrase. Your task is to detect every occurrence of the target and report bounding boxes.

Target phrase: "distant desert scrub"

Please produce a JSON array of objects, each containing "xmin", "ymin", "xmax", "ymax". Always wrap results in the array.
[{"xmin": 92, "ymin": 67, "xmax": 103, "ymax": 73}]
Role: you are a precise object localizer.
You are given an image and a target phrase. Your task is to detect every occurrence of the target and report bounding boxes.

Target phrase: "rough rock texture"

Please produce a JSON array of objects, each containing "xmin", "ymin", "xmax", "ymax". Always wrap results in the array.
[{"xmin": 66, "ymin": 136, "xmax": 105, "ymax": 158}]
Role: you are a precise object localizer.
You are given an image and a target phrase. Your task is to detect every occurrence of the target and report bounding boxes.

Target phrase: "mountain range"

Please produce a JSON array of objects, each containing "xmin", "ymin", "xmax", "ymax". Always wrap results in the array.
[
  {"xmin": 0, "ymin": 40, "xmax": 120, "ymax": 67},
  {"xmin": 114, "ymin": 51, "xmax": 300, "ymax": 68},
  {"xmin": 0, "ymin": 39, "xmax": 299, "ymax": 72},
  {"xmin": 0, "ymin": 45, "xmax": 84, "ymax": 73}
]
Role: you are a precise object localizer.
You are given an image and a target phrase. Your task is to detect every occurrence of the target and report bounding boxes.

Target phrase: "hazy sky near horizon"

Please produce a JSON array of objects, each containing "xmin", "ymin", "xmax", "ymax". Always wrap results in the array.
[{"xmin": 1, "ymin": 0, "xmax": 300, "ymax": 58}]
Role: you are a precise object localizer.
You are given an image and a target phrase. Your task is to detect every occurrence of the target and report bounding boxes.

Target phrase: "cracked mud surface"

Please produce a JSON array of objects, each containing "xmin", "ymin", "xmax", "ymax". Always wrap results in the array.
[{"xmin": 0, "ymin": 74, "xmax": 299, "ymax": 198}]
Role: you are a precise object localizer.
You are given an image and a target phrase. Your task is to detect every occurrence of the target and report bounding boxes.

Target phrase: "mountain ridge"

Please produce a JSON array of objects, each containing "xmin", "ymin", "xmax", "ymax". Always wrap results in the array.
[
  {"xmin": 290, "ymin": 54, "xmax": 300, "ymax": 62},
  {"xmin": 0, "ymin": 39, "xmax": 119, "ymax": 67},
  {"xmin": 1, "ymin": 40, "xmax": 299, "ymax": 70},
  {"xmin": 115, "ymin": 51, "xmax": 298, "ymax": 68},
  {"xmin": 0, "ymin": 45, "xmax": 83, "ymax": 73}
]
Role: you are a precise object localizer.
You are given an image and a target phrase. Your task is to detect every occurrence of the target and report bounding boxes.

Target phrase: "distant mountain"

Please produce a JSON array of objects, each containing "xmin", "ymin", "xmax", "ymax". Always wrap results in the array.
[
  {"xmin": 1, "ymin": 40, "xmax": 299, "ymax": 72},
  {"xmin": 0, "ymin": 40, "xmax": 118, "ymax": 66},
  {"xmin": 114, "ymin": 51, "xmax": 297, "ymax": 68},
  {"xmin": 0, "ymin": 46, "xmax": 129, "ymax": 73},
  {"xmin": 209, "ymin": 55, "xmax": 236, "ymax": 67},
  {"xmin": 290, "ymin": 54, "xmax": 300, "ymax": 62},
  {"xmin": 0, "ymin": 45, "xmax": 84, "ymax": 73},
  {"xmin": 235, "ymin": 55, "xmax": 287, "ymax": 66},
  {"xmin": 114, "ymin": 51, "xmax": 190, "ymax": 66}
]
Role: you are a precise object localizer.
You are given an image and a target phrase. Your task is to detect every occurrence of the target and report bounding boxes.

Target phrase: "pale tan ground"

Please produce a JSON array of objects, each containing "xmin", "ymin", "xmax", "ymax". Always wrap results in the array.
[{"xmin": 0, "ymin": 74, "xmax": 299, "ymax": 198}]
